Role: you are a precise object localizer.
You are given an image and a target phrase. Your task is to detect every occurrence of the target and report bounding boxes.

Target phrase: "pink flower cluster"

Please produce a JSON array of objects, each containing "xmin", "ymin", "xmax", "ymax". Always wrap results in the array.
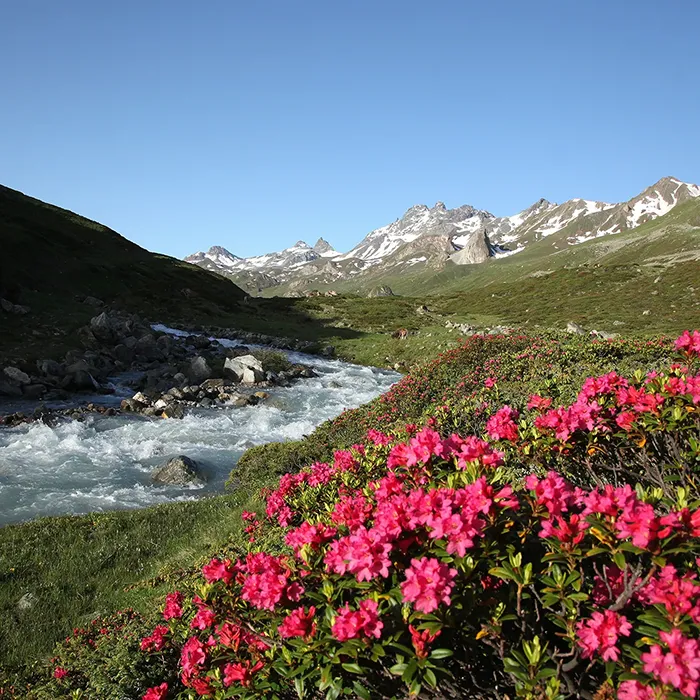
[
  {"xmin": 278, "ymin": 606, "xmax": 317, "ymax": 639},
  {"xmin": 141, "ymin": 625, "xmax": 169, "ymax": 652},
  {"xmin": 675, "ymin": 329, "xmax": 700, "ymax": 357},
  {"xmin": 642, "ymin": 629, "xmax": 700, "ymax": 697},
  {"xmin": 331, "ymin": 598, "xmax": 383, "ymax": 641},
  {"xmin": 241, "ymin": 552, "xmax": 301, "ymax": 611},
  {"xmin": 638, "ymin": 565, "xmax": 700, "ymax": 623},
  {"xmin": 575, "ymin": 610, "xmax": 632, "ymax": 661},
  {"xmin": 401, "ymin": 557, "xmax": 457, "ymax": 614},
  {"xmin": 486, "ymin": 405, "xmax": 519, "ymax": 442}
]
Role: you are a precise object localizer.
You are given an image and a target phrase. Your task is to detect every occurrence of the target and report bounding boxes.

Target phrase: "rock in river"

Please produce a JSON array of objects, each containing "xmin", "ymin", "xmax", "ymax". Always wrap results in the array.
[{"xmin": 151, "ymin": 456, "xmax": 205, "ymax": 486}]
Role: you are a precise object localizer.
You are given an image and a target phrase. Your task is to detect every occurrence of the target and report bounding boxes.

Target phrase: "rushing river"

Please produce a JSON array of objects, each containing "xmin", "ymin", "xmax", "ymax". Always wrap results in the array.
[{"xmin": 0, "ymin": 329, "xmax": 399, "ymax": 526}]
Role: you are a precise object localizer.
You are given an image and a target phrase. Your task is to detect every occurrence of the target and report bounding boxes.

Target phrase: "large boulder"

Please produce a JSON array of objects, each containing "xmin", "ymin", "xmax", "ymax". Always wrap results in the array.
[
  {"xmin": 223, "ymin": 355, "xmax": 265, "ymax": 384},
  {"xmin": 566, "ymin": 321, "xmax": 587, "ymax": 335},
  {"xmin": 187, "ymin": 356, "xmax": 213, "ymax": 383},
  {"xmin": 61, "ymin": 370, "xmax": 100, "ymax": 392},
  {"xmin": 90, "ymin": 312, "xmax": 120, "ymax": 343},
  {"xmin": 4, "ymin": 367, "xmax": 30, "ymax": 385},
  {"xmin": 151, "ymin": 456, "xmax": 205, "ymax": 485},
  {"xmin": 0, "ymin": 380, "xmax": 23, "ymax": 397},
  {"xmin": 37, "ymin": 359, "xmax": 63, "ymax": 376}
]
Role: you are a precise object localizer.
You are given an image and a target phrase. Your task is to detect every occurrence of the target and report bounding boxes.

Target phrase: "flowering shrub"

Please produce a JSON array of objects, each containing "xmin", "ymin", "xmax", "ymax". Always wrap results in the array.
[
  {"xmin": 113, "ymin": 333, "xmax": 700, "ymax": 699},
  {"xmin": 17, "ymin": 331, "xmax": 700, "ymax": 699}
]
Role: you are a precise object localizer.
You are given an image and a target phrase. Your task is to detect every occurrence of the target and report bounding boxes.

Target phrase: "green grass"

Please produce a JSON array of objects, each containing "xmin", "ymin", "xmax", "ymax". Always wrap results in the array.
[{"xmin": 0, "ymin": 489, "xmax": 270, "ymax": 670}]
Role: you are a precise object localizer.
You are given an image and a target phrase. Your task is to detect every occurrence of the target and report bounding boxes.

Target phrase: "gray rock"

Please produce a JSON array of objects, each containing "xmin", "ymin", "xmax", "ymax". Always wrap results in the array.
[
  {"xmin": 123, "ymin": 336, "xmax": 138, "ymax": 349},
  {"xmin": 17, "ymin": 593, "xmax": 38, "ymax": 611},
  {"xmin": 64, "ymin": 370, "xmax": 100, "ymax": 391},
  {"xmin": 112, "ymin": 344, "xmax": 133, "ymax": 363},
  {"xmin": 1, "ymin": 298, "xmax": 30, "ymax": 315},
  {"xmin": 367, "ymin": 285, "xmax": 394, "ymax": 298},
  {"xmin": 187, "ymin": 356, "xmax": 213, "ymax": 383},
  {"xmin": 200, "ymin": 378, "xmax": 225, "ymax": 393},
  {"xmin": 166, "ymin": 387, "xmax": 186, "ymax": 400},
  {"xmin": 199, "ymin": 397, "xmax": 214, "ymax": 408},
  {"xmin": 132, "ymin": 392, "xmax": 150, "ymax": 405},
  {"xmin": 4, "ymin": 367, "xmax": 31, "ymax": 385},
  {"xmin": 151, "ymin": 455, "xmax": 205, "ymax": 486},
  {"xmin": 162, "ymin": 404, "xmax": 185, "ymax": 419},
  {"xmin": 173, "ymin": 372, "xmax": 188, "ymax": 387},
  {"xmin": 135, "ymin": 334, "xmax": 162, "ymax": 361},
  {"xmin": 120, "ymin": 399, "xmax": 141, "ymax": 412},
  {"xmin": 190, "ymin": 335, "xmax": 211, "ymax": 350},
  {"xmin": 223, "ymin": 355, "xmax": 264, "ymax": 384},
  {"xmin": 0, "ymin": 380, "xmax": 23, "ymax": 397},
  {"xmin": 23, "ymin": 384, "xmax": 47, "ymax": 400},
  {"xmin": 37, "ymin": 359, "xmax": 63, "ymax": 376},
  {"xmin": 566, "ymin": 321, "xmax": 586, "ymax": 335},
  {"xmin": 83, "ymin": 296, "xmax": 104, "ymax": 307},
  {"xmin": 90, "ymin": 312, "xmax": 119, "ymax": 342}
]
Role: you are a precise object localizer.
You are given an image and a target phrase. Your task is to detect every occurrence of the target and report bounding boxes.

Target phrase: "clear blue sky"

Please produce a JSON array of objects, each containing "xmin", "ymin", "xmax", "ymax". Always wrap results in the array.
[{"xmin": 2, "ymin": 1, "xmax": 699, "ymax": 258}]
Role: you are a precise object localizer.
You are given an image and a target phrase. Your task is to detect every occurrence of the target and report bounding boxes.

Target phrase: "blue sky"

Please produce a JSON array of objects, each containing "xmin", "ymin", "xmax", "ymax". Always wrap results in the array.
[{"xmin": 1, "ymin": 1, "xmax": 699, "ymax": 258}]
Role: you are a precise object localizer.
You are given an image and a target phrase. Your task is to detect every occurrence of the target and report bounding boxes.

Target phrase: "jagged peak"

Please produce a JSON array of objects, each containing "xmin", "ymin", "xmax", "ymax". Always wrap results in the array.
[
  {"xmin": 313, "ymin": 237, "xmax": 335, "ymax": 254},
  {"xmin": 207, "ymin": 245, "xmax": 238, "ymax": 258}
]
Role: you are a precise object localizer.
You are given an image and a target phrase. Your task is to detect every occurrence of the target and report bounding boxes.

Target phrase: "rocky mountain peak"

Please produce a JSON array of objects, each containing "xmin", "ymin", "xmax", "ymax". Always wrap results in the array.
[
  {"xmin": 313, "ymin": 237, "xmax": 335, "ymax": 255},
  {"xmin": 207, "ymin": 245, "xmax": 238, "ymax": 258}
]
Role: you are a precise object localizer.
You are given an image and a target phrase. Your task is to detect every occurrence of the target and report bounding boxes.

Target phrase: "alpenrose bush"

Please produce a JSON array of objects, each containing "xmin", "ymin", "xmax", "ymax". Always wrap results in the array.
[{"xmin": 118, "ymin": 333, "xmax": 700, "ymax": 700}]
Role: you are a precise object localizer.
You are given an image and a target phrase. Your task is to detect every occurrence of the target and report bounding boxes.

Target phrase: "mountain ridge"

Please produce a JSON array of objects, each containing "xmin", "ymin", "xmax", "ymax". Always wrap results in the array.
[{"xmin": 185, "ymin": 176, "xmax": 700, "ymax": 296}]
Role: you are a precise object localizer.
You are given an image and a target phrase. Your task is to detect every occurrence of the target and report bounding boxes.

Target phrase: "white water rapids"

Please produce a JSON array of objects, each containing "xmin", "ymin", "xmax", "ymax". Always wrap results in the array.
[{"xmin": 0, "ymin": 328, "xmax": 399, "ymax": 526}]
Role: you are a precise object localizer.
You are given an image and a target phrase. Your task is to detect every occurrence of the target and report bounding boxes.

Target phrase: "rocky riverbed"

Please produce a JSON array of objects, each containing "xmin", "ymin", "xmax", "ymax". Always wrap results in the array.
[{"xmin": 0, "ymin": 320, "xmax": 400, "ymax": 526}]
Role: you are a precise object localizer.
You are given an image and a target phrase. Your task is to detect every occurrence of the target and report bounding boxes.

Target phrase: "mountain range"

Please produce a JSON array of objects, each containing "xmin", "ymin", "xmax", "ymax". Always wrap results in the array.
[{"xmin": 184, "ymin": 176, "xmax": 700, "ymax": 295}]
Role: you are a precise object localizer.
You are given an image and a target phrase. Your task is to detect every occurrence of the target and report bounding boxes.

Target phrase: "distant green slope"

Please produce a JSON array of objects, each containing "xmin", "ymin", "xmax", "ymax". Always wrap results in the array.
[{"xmin": 0, "ymin": 185, "xmax": 253, "ymax": 360}]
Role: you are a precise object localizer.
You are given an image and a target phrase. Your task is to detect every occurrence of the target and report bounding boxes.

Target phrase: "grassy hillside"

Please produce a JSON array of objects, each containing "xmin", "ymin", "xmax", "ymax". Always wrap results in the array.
[{"xmin": 2, "ymin": 331, "xmax": 694, "ymax": 699}]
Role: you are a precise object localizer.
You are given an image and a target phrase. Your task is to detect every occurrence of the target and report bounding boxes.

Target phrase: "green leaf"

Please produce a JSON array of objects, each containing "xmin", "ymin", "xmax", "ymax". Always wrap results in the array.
[
  {"xmin": 352, "ymin": 682, "xmax": 371, "ymax": 699},
  {"xmin": 429, "ymin": 648, "xmax": 454, "ymax": 659},
  {"xmin": 389, "ymin": 664, "xmax": 408, "ymax": 676},
  {"xmin": 341, "ymin": 662, "xmax": 363, "ymax": 674}
]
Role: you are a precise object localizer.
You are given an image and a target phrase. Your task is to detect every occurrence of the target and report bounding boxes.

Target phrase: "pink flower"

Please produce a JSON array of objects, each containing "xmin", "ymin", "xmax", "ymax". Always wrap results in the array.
[
  {"xmin": 539, "ymin": 513, "xmax": 588, "ymax": 547},
  {"xmin": 190, "ymin": 605, "xmax": 216, "ymax": 631},
  {"xmin": 285, "ymin": 521, "xmax": 337, "ymax": 554},
  {"xmin": 331, "ymin": 598, "xmax": 383, "ymax": 641},
  {"xmin": 401, "ymin": 557, "xmax": 457, "ymax": 614},
  {"xmin": 201, "ymin": 557, "xmax": 235, "ymax": 584},
  {"xmin": 409, "ymin": 625, "xmax": 441, "ymax": 659},
  {"xmin": 484, "ymin": 377, "xmax": 495, "ymax": 388},
  {"xmin": 642, "ymin": 630, "xmax": 700, "ymax": 697},
  {"xmin": 330, "ymin": 494, "xmax": 372, "ymax": 530},
  {"xmin": 278, "ymin": 606, "xmax": 317, "ymax": 639},
  {"xmin": 163, "ymin": 591, "xmax": 184, "ymax": 620},
  {"xmin": 53, "ymin": 666, "xmax": 68, "ymax": 679},
  {"xmin": 675, "ymin": 330, "xmax": 700, "ymax": 357},
  {"xmin": 527, "ymin": 394, "xmax": 552, "ymax": 411},
  {"xmin": 325, "ymin": 527, "xmax": 393, "ymax": 582},
  {"xmin": 486, "ymin": 405, "xmax": 519, "ymax": 442},
  {"xmin": 142, "ymin": 683, "xmax": 168, "ymax": 700},
  {"xmin": 180, "ymin": 636, "xmax": 207, "ymax": 680},
  {"xmin": 525, "ymin": 471, "xmax": 576, "ymax": 516},
  {"xmin": 615, "ymin": 410, "xmax": 637, "ymax": 431},
  {"xmin": 140, "ymin": 625, "xmax": 169, "ymax": 651},
  {"xmin": 366, "ymin": 429, "xmax": 392, "ymax": 445},
  {"xmin": 575, "ymin": 610, "xmax": 631, "ymax": 661},
  {"xmin": 223, "ymin": 660, "xmax": 264, "ymax": 688},
  {"xmin": 617, "ymin": 680, "xmax": 663, "ymax": 699},
  {"xmin": 639, "ymin": 565, "xmax": 700, "ymax": 623}
]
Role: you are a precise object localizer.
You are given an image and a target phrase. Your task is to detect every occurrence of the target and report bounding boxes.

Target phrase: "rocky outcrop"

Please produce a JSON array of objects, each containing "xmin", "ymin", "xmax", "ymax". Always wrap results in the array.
[
  {"xmin": 151, "ymin": 456, "xmax": 205, "ymax": 486},
  {"xmin": 1, "ymin": 298, "xmax": 30, "ymax": 315},
  {"xmin": 223, "ymin": 355, "xmax": 265, "ymax": 383},
  {"xmin": 367, "ymin": 286, "xmax": 394, "ymax": 298}
]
